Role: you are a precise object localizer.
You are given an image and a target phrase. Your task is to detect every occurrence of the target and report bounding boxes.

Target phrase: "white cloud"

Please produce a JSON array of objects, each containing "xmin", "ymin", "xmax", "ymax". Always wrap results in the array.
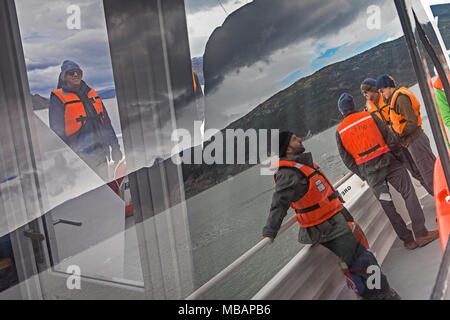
[{"xmin": 15, "ymin": 0, "xmax": 112, "ymax": 96}]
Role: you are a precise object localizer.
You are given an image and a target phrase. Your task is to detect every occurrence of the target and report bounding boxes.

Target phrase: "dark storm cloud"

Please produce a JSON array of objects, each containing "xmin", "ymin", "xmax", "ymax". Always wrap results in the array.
[{"xmin": 203, "ymin": 0, "xmax": 388, "ymax": 93}]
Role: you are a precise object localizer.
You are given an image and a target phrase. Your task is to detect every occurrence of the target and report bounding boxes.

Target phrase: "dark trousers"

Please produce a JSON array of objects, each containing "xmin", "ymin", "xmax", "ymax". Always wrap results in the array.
[
  {"xmin": 371, "ymin": 160, "xmax": 428, "ymax": 243},
  {"xmin": 407, "ymin": 131, "xmax": 436, "ymax": 196},
  {"xmin": 321, "ymin": 232, "xmax": 390, "ymax": 299},
  {"xmin": 400, "ymin": 145, "xmax": 434, "ymax": 196}
]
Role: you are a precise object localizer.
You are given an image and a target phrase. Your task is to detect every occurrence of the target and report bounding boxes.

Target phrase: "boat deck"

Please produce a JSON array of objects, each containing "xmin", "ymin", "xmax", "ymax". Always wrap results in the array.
[{"xmin": 381, "ymin": 194, "xmax": 443, "ymax": 300}]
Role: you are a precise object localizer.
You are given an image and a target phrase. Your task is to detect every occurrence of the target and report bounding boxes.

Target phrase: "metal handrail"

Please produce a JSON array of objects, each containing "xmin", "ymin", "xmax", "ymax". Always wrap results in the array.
[{"xmin": 185, "ymin": 171, "xmax": 355, "ymax": 300}]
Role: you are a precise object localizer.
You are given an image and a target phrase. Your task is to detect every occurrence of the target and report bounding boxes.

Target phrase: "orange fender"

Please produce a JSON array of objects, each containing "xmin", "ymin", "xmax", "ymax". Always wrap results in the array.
[{"xmin": 433, "ymin": 151, "xmax": 450, "ymax": 252}]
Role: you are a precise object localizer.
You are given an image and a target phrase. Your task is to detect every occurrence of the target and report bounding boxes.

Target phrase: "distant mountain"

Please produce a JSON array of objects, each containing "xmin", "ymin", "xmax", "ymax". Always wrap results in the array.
[
  {"xmin": 97, "ymin": 88, "xmax": 116, "ymax": 100},
  {"xmin": 30, "ymin": 87, "xmax": 117, "ymax": 110},
  {"xmin": 432, "ymin": 4, "xmax": 450, "ymax": 50},
  {"xmin": 225, "ymin": 36, "xmax": 422, "ymax": 136},
  {"xmin": 31, "ymin": 93, "xmax": 49, "ymax": 110}
]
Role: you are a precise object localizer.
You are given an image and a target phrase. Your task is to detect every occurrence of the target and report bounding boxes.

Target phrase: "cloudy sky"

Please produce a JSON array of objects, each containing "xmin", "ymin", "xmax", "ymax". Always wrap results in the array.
[
  {"xmin": 184, "ymin": 0, "xmax": 405, "ymax": 129},
  {"xmin": 15, "ymin": 0, "xmax": 115, "ymax": 97},
  {"xmin": 16, "ymin": 0, "xmax": 405, "ymax": 131},
  {"xmin": 15, "ymin": 0, "xmax": 251, "ymax": 97}
]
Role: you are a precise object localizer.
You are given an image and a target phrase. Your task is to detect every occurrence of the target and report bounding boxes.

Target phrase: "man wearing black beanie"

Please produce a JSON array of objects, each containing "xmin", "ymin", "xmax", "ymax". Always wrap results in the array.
[{"xmin": 262, "ymin": 131, "xmax": 399, "ymax": 300}]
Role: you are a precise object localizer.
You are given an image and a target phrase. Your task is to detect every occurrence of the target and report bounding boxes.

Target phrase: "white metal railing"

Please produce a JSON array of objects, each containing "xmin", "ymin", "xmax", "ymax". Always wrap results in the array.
[{"xmin": 185, "ymin": 171, "xmax": 354, "ymax": 300}]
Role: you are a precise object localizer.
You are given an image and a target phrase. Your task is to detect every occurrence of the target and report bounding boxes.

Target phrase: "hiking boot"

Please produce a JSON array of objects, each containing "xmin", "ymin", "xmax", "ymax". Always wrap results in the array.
[
  {"xmin": 383, "ymin": 288, "xmax": 401, "ymax": 300},
  {"xmin": 415, "ymin": 230, "xmax": 440, "ymax": 247},
  {"xmin": 403, "ymin": 241, "xmax": 418, "ymax": 250}
]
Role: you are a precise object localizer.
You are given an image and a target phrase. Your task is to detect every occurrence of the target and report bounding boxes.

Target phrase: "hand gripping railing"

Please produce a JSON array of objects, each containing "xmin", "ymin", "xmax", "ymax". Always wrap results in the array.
[{"xmin": 185, "ymin": 171, "xmax": 354, "ymax": 300}]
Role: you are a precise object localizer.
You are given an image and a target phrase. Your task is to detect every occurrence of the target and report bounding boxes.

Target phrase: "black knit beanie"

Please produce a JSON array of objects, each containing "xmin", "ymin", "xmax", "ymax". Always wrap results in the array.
[{"xmin": 279, "ymin": 131, "xmax": 293, "ymax": 158}]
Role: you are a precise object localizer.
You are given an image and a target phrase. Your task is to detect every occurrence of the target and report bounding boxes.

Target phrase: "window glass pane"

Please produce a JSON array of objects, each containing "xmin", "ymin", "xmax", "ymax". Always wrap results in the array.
[{"xmin": 13, "ymin": 0, "xmax": 143, "ymax": 286}]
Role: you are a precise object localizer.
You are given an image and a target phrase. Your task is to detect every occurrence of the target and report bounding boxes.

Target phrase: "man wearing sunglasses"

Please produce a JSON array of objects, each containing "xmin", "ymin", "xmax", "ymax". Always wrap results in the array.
[{"xmin": 49, "ymin": 60, "xmax": 122, "ymax": 181}]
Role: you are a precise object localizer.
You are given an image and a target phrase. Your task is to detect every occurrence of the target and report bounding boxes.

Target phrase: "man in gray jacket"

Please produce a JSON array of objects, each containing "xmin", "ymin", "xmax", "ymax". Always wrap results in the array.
[
  {"xmin": 336, "ymin": 93, "xmax": 438, "ymax": 250},
  {"xmin": 262, "ymin": 131, "xmax": 399, "ymax": 300}
]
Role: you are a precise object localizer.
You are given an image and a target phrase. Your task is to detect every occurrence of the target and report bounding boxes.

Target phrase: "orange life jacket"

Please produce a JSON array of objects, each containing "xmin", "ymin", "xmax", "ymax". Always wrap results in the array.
[
  {"xmin": 434, "ymin": 76, "xmax": 444, "ymax": 90},
  {"xmin": 52, "ymin": 86, "xmax": 105, "ymax": 137},
  {"xmin": 192, "ymin": 68, "xmax": 198, "ymax": 93},
  {"xmin": 337, "ymin": 111, "xmax": 390, "ymax": 165},
  {"xmin": 270, "ymin": 160, "xmax": 344, "ymax": 228},
  {"xmin": 389, "ymin": 87, "xmax": 422, "ymax": 135},
  {"xmin": 364, "ymin": 93, "xmax": 390, "ymax": 125}
]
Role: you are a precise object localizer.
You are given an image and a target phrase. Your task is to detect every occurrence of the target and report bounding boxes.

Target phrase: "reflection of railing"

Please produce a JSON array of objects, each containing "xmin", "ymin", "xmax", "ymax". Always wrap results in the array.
[
  {"xmin": 185, "ymin": 172, "xmax": 354, "ymax": 300},
  {"xmin": 431, "ymin": 235, "xmax": 450, "ymax": 300}
]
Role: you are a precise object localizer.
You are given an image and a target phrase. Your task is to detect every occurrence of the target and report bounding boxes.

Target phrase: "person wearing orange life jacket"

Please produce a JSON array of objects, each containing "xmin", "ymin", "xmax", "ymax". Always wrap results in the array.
[
  {"xmin": 49, "ymin": 60, "xmax": 122, "ymax": 181},
  {"xmin": 262, "ymin": 131, "xmax": 399, "ymax": 300},
  {"xmin": 377, "ymin": 74, "xmax": 436, "ymax": 195},
  {"xmin": 361, "ymin": 78, "xmax": 433, "ymax": 196},
  {"xmin": 336, "ymin": 93, "xmax": 439, "ymax": 250},
  {"xmin": 361, "ymin": 78, "xmax": 390, "ymax": 125}
]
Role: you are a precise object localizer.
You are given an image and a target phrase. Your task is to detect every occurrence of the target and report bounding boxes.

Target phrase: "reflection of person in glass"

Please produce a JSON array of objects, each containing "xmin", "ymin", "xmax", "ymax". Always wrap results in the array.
[
  {"xmin": 49, "ymin": 60, "xmax": 122, "ymax": 181},
  {"xmin": 262, "ymin": 132, "xmax": 399, "ymax": 300}
]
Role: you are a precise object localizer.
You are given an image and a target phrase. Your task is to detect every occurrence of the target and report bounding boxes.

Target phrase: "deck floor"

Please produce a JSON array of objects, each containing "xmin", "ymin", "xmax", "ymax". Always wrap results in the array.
[{"xmin": 381, "ymin": 194, "xmax": 443, "ymax": 300}]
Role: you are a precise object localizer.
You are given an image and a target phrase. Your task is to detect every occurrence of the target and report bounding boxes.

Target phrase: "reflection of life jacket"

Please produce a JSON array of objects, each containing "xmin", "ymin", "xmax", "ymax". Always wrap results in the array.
[
  {"xmin": 270, "ymin": 160, "xmax": 344, "ymax": 228},
  {"xmin": 364, "ymin": 94, "xmax": 390, "ymax": 125},
  {"xmin": 434, "ymin": 76, "xmax": 444, "ymax": 90},
  {"xmin": 389, "ymin": 87, "xmax": 422, "ymax": 135},
  {"xmin": 52, "ymin": 86, "xmax": 105, "ymax": 137},
  {"xmin": 192, "ymin": 68, "xmax": 198, "ymax": 93},
  {"xmin": 337, "ymin": 112, "xmax": 390, "ymax": 165}
]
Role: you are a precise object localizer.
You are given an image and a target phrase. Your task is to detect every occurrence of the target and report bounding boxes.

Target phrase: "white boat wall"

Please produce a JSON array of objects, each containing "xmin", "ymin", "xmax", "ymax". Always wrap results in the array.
[{"xmin": 253, "ymin": 173, "xmax": 413, "ymax": 300}]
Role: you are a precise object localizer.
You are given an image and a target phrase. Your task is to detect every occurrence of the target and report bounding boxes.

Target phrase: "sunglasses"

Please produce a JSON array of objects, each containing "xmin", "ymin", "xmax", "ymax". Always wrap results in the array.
[{"xmin": 67, "ymin": 69, "xmax": 82, "ymax": 77}]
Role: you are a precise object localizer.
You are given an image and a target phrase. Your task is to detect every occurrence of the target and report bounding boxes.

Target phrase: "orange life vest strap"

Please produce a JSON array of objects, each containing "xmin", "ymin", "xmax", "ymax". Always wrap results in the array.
[
  {"xmin": 295, "ymin": 190, "xmax": 340, "ymax": 214},
  {"xmin": 355, "ymin": 144, "xmax": 390, "ymax": 165}
]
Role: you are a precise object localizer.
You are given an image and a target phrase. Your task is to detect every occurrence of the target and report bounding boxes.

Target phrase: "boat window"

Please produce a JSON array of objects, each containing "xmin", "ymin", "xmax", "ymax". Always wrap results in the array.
[{"xmin": 12, "ymin": 0, "xmax": 145, "ymax": 289}]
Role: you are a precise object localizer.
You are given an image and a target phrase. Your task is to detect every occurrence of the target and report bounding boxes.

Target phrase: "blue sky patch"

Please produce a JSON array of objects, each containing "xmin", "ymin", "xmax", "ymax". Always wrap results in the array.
[
  {"xmin": 281, "ymin": 69, "xmax": 303, "ymax": 87},
  {"xmin": 353, "ymin": 33, "xmax": 390, "ymax": 55},
  {"xmin": 317, "ymin": 43, "xmax": 349, "ymax": 59}
]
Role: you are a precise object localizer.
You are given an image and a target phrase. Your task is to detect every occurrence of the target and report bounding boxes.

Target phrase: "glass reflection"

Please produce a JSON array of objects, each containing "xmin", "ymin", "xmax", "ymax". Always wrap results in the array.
[{"xmin": 13, "ymin": 0, "xmax": 143, "ymax": 286}]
